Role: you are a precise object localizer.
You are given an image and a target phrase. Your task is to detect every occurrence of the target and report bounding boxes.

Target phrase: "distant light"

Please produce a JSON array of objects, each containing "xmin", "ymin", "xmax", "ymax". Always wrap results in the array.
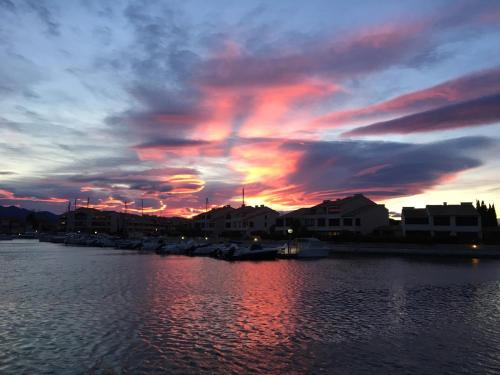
[
  {"xmin": 18, "ymin": 233, "xmax": 21, "ymax": 236},
  {"xmin": 254, "ymin": 237, "xmax": 259, "ymax": 242},
  {"xmin": 181, "ymin": 236, "xmax": 185, "ymax": 240},
  {"xmin": 155, "ymin": 228, "xmax": 158, "ymax": 232},
  {"xmin": 94, "ymin": 231, "xmax": 98, "ymax": 235},
  {"xmin": 205, "ymin": 237, "xmax": 208, "ymax": 240},
  {"xmin": 472, "ymin": 244, "xmax": 479, "ymax": 249},
  {"xmin": 287, "ymin": 228, "xmax": 294, "ymax": 234}
]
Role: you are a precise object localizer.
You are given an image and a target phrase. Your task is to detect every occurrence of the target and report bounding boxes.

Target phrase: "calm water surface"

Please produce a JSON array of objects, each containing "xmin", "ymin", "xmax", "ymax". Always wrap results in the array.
[{"xmin": 1, "ymin": 240, "xmax": 500, "ymax": 374}]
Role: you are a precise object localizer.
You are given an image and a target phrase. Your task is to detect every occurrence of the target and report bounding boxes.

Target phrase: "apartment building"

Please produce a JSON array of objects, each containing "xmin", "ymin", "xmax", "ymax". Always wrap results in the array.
[
  {"xmin": 275, "ymin": 194, "xmax": 389, "ymax": 236},
  {"xmin": 402, "ymin": 202, "xmax": 481, "ymax": 240}
]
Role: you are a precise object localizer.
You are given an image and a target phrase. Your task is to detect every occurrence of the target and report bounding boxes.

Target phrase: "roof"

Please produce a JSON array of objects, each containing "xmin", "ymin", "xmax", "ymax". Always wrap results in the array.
[
  {"xmin": 281, "ymin": 194, "xmax": 379, "ymax": 217},
  {"xmin": 342, "ymin": 204, "xmax": 386, "ymax": 217},
  {"xmin": 402, "ymin": 207, "xmax": 428, "ymax": 218},
  {"xmin": 233, "ymin": 205, "xmax": 279, "ymax": 219},
  {"xmin": 192, "ymin": 205, "xmax": 234, "ymax": 220},
  {"xmin": 426, "ymin": 203, "xmax": 478, "ymax": 216}
]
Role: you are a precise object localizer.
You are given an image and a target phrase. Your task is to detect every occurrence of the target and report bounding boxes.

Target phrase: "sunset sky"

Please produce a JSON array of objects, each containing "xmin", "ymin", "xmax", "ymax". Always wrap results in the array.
[{"xmin": 1, "ymin": 0, "xmax": 500, "ymax": 217}]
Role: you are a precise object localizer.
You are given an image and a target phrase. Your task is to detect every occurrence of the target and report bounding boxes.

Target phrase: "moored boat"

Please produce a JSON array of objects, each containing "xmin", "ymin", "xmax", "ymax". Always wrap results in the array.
[{"xmin": 280, "ymin": 238, "xmax": 330, "ymax": 258}]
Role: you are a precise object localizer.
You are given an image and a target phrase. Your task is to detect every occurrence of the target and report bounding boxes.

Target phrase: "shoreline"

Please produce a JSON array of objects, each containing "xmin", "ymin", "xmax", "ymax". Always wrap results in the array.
[{"xmin": 328, "ymin": 242, "xmax": 500, "ymax": 258}]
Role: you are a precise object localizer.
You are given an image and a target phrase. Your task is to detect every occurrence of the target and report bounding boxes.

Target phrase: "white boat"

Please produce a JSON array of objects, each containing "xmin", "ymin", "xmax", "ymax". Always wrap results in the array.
[
  {"xmin": 142, "ymin": 237, "xmax": 164, "ymax": 251},
  {"xmin": 115, "ymin": 239, "xmax": 142, "ymax": 250},
  {"xmin": 219, "ymin": 243, "xmax": 282, "ymax": 261},
  {"xmin": 157, "ymin": 239, "xmax": 197, "ymax": 255},
  {"xmin": 283, "ymin": 238, "xmax": 330, "ymax": 258},
  {"xmin": 191, "ymin": 243, "xmax": 222, "ymax": 256}
]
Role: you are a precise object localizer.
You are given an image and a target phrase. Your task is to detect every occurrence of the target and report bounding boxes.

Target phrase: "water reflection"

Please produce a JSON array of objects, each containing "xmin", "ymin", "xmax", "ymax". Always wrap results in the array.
[{"xmin": 2, "ymin": 241, "xmax": 500, "ymax": 374}]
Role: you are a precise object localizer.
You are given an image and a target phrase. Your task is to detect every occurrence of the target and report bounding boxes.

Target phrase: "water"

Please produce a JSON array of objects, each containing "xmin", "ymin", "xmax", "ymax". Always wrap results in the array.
[{"xmin": 1, "ymin": 240, "xmax": 500, "ymax": 374}]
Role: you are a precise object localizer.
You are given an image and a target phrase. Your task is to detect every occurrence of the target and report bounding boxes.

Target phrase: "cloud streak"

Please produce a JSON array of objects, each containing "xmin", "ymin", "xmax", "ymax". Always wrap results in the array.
[{"xmin": 343, "ymin": 92, "xmax": 500, "ymax": 136}]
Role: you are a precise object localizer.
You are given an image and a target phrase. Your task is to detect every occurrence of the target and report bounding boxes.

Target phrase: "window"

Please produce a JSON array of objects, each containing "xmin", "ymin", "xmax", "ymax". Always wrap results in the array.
[
  {"xmin": 305, "ymin": 218, "xmax": 315, "ymax": 226},
  {"xmin": 405, "ymin": 217, "xmax": 428, "ymax": 225},
  {"xmin": 343, "ymin": 218, "xmax": 353, "ymax": 226},
  {"xmin": 355, "ymin": 218, "xmax": 361, "ymax": 226},
  {"xmin": 317, "ymin": 218, "xmax": 326, "ymax": 227},
  {"xmin": 329, "ymin": 218, "xmax": 340, "ymax": 226},
  {"xmin": 456, "ymin": 216, "xmax": 478, "ymax": 226},
  {"xmin": 433, "ymin": 216, "xmax": 450, "ymax": 226}
]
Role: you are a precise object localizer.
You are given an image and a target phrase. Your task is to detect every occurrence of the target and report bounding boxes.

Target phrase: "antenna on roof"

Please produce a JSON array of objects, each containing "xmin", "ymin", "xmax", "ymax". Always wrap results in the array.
[
  {"xmin": 141, "ymin": 199, "xmax": 144, "ymax": 216},
  {"xmin": 205, "ymin": 197, "xmax": 208, "ymax": 213},
  {"xmin": 74, "ymin": 198, "xmax": 77, "ymax": 211},
  {"xmin": 124, "ymin": 200, "xmax": 128, "ymax": 214},
  {"xmin": 87, "ymin": 197, "xmax": 90, "ymax": 208},
  {"xmin": 242, "ymin": 187, "xmax": 245, "ymax": 207}
]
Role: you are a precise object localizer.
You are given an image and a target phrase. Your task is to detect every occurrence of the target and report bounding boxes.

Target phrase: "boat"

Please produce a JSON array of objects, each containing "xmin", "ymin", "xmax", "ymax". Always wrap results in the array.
[
  {"xmin": 141, "ymin": 237, "xmax": 164, "ymax": 252},
  {"xmin": 115, "ymin": 239, "xmax": 142, "ymax": 250},
  {"xmin": 220, "ymin": 242, "xmax": 282, "ymax": 261},
  {"xmin": 191, "ymin": 243, "xmax": 224, "ymax": 256},
  {"xmin": 281, "ymin": 238, "xmax": 331, "ymax": 258},
  {"xmin": 157, "ymin": 239, "xmax": 197, "ymax": 255}
]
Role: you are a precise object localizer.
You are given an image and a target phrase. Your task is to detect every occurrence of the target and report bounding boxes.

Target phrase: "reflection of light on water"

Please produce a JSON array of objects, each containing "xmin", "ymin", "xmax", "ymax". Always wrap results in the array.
[
  {"xmin": 231, "ymin": 262, "xmax": 298, "ymax": 348},
  {"xmin": 137, "ymin": 258, "xmax": 299, "ymax": 372},
  {"xmin": 471, "ymin": 258, "xmax": 480, "ymax": 266}
]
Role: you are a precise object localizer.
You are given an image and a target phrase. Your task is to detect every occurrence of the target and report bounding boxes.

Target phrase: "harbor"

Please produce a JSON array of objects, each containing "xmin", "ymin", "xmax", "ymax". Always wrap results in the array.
[{"xmin": 16, "ymin": 232, "xmax": 498, "ymax": 259}]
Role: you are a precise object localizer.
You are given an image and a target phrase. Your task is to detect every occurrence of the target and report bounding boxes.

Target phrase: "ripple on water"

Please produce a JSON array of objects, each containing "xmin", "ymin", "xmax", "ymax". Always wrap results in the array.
[{"xmin": 2, "ymin": 242, "xmax": 500, "ymax": 374}]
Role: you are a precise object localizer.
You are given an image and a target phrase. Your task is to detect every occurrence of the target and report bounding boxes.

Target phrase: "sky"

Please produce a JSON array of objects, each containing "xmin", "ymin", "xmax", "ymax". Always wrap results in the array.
[{"xmin": 0, "ymin": 0, "xmax": 500, "ymax": 217}]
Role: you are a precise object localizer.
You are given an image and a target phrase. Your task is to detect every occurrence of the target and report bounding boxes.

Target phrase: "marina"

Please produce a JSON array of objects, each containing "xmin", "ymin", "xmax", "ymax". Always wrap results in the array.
[{"xmin": 15, "ymin": 233, "xmax": 500, "ymax": 260}]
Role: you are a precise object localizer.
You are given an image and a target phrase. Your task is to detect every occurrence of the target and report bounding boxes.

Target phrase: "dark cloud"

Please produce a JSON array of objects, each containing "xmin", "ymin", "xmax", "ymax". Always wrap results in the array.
[
  {"xmin": 283, "ymin": 136, "xmax": 492, "ymax": 199},
  {"xmin": 134, "ymin": 138, "xmax": 213, "ymax": 149},
  {"xmin": 25, "ymin": 0, "xmax": 60, "ymax": 37},
  {"xmin": 0, "ymin": 0, "xmax": 15, "ymax": 12},
  {"xmin": 343, "ymin": 92, "xmax": 500, "ymax": 136},
  {"xmin": 316, "ymin": 66, "xmax": 500, "ymax": 127},
  {"xmin": 0, "ymin": 171, "xmax": 15, "ymax": 175}
]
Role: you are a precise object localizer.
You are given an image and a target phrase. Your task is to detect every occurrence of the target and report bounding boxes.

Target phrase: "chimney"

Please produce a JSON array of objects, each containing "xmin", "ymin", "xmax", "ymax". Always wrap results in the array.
[{"xmin": 443, "ymin": 202, "xmax": 447, "ymax": 206}]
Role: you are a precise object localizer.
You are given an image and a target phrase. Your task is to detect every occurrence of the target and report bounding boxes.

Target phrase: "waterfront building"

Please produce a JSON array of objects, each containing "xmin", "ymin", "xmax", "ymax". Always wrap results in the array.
[
  {"xmin": 63, "ymin": 208, "xmax": 121, "ymax": 234},
  {"xmin": 62, "ymin": 208, "xmax": 190, "ymax": 236},
  {"xmin": 275, "ymin": 194, "xmax": 389, "ymax": 236},
  {"xmin": 192, "ymin": 205, "xmax": 235, "ymax": 235},
  {"xmin": 193, "ymin": 204, "xmax": 279, "ymax": 236},
  {"xmin": 402, "ymin": 202, "xmax": 482, "ymax": 240},
  {"xmin": 227, "ymin": 205, "xmax": 279, "ymax": 235}
]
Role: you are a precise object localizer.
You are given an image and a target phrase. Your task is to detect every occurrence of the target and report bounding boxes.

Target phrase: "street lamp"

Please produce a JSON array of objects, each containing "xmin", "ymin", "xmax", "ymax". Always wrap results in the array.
[{"xmin": 287, "ymin": 228, "xmax": 294, "ymax": 254}]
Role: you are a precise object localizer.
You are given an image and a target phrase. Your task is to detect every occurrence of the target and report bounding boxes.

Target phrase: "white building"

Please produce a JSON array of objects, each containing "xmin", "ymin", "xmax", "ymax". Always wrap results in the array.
[
  {"xmin": 275, "ymin": 194, "xmax": 389, "ymax": 236},
  {"xmin": 193, "ymin": 204, "xmax": 279, "ymax": 236},
  {"xmin": 228, "ymin": 205, "xmax": 279, "ymax": 235},
  {"xmin": 402, "ymin": 202, "xmax": 482, "ymax": 240}
]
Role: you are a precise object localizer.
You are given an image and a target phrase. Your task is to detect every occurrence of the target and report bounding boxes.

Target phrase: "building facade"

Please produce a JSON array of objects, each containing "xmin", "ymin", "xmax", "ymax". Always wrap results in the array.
[
  {"xmin": 193, "ymin": 205, "xmax": 279, "ymax": 236},
  {"xmin": 402, "ymin": 202, "xmax": 482, "ymax": 240},
  {"xmin": 62, "ymin": 208, "xmax": 190, "ymax": 236},
  {"xmin": 275, "ymin": 194, "xmax": 389, "ymax": 236}
]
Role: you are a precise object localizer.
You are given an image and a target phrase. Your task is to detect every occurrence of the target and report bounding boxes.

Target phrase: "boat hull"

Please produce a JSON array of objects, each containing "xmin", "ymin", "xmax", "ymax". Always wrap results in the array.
[{"xmin": 229, "ymin": 249, "xmax": 278, "ymax": 261}]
